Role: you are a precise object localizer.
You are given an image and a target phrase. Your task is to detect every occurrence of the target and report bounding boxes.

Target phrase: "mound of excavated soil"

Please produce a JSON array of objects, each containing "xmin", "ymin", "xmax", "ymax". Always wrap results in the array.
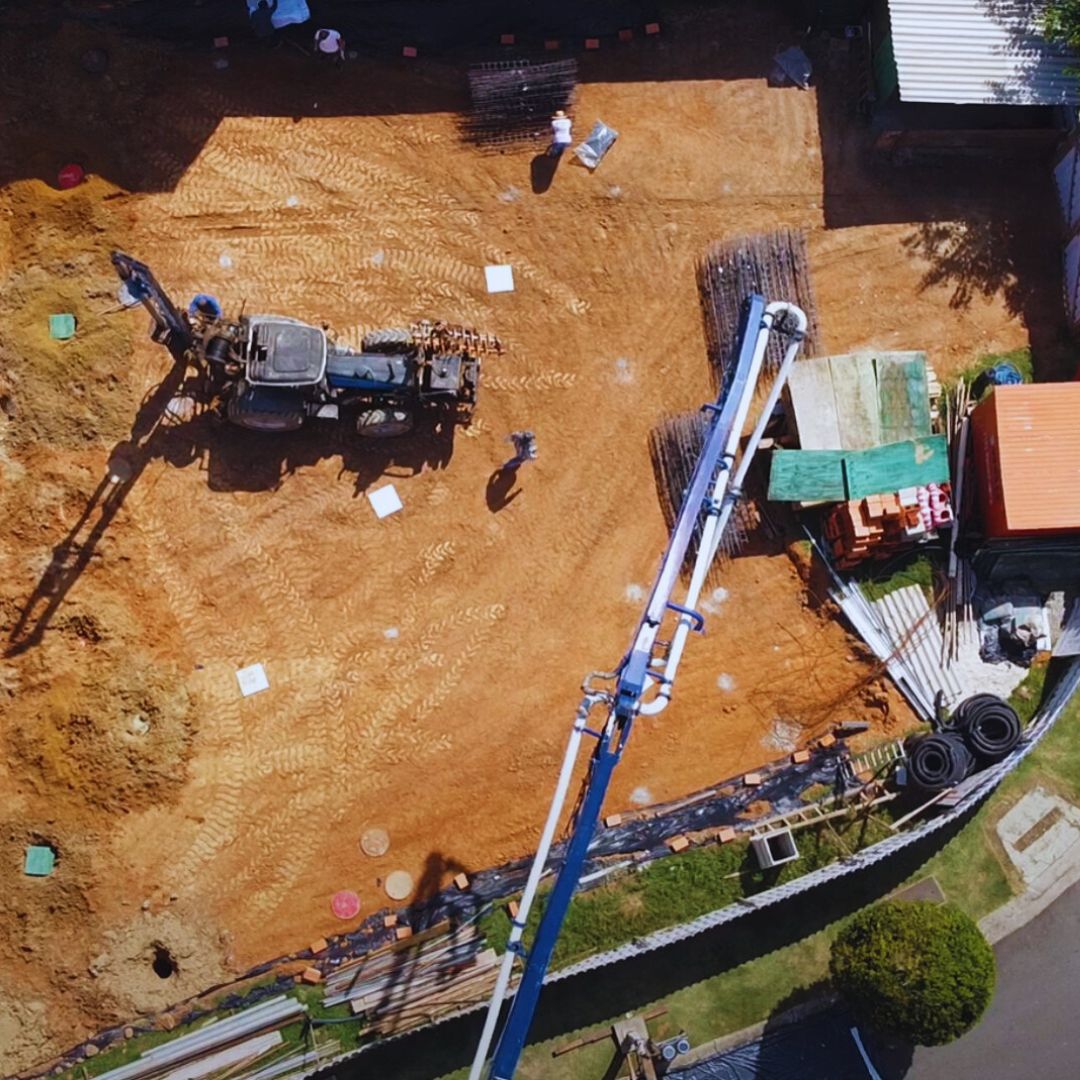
[{"xmin": 8, "ymin": 646, "xmax": 193, "ymax": 813}]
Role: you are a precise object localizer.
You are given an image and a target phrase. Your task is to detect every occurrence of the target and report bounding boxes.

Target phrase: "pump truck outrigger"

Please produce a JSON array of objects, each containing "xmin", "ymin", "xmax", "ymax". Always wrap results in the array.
[{"xmin": 111, "ymin": 251, "xmax": 501, "ymax": 437}]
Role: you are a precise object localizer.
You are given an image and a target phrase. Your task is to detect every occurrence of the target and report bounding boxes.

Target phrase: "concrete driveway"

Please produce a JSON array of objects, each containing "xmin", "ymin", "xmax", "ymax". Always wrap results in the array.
[{"xmin": 900, "ymin": 877, "xmax": 1080, "ymax": 1079}]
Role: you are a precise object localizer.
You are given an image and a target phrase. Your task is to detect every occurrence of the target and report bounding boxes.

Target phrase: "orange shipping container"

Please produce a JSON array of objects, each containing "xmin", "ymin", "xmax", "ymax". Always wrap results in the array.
[{"xmin": 971, "ymin": 384, "xmax": 1080, "ymax": 538}]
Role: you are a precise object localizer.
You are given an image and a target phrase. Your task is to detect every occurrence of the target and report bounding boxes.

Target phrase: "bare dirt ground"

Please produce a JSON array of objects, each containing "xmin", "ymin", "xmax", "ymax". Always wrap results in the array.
[{"xmin": 0, "ymin": 2, "xmax": 1066, "ymax": 1069}]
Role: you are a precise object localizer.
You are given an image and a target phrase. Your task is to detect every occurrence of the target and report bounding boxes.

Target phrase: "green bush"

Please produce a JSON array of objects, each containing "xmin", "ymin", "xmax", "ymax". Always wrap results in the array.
[
  {"xmin": 830, "ymin": 901, "xmax": 995, "ymax": 1046},
  {"xmin": 1045, "ymin": 1, "xmax": 1080, "ymax": 51}
]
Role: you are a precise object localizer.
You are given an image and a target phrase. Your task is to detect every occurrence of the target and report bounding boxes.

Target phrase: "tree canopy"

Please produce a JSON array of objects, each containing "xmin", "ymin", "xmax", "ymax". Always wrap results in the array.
[
  {"xmin": 1044, "ymin": 1, "xmax": 1080, "ymax": 51},
  {"xmin": 829, "ymin": 901, "xmax": 996, "ymax": 1047}
]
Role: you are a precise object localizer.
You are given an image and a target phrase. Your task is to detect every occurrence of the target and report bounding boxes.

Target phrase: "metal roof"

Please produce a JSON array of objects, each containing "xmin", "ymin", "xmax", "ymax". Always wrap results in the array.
[
  {"xmin": 974, "ymin": 383, "xmax": 1080, "ymax": 535},
  {"xmin": 887, "ymin": 0, "xmax": 1080, "ymax": 106}
]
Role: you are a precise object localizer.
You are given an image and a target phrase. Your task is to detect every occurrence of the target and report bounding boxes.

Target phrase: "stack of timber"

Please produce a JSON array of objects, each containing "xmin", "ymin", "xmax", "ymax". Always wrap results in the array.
[
  {"xmin": 95, "ymin": 997, "xmax": 307, "ymax": 1080},
  {"xmin": 323, "ymin": 923, "xmax": 499, "ymax": 1036}
]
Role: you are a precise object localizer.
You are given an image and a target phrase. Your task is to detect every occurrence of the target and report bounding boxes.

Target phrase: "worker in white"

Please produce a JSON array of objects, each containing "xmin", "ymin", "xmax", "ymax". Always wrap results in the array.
[
  {"xmin": 549, "ymin": 110, "xmax": 572, "ymax": 156},
  {"xmin": 314, "ymin": 28, "xmax": 345, "ymax": 61}
]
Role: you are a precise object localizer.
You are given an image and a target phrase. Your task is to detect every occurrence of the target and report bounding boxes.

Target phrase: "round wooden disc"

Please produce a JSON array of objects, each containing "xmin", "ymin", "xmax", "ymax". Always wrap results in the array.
[
  {"xmin": 385, "ymin": 870, "xmax": 414, "ymax": 900},
  {"xmin": 360, "ymin": 828, "xmax": 390, "ymax": 858}
]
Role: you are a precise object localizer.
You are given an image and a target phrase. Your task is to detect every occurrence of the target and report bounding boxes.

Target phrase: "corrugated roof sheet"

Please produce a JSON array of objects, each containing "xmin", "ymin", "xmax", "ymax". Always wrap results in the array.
[
  {"xmin": 992, "ymin": 383, "xmax": 1080, "ymax": 531},
  {"xmin": 888, "ymin": 0, "xmax": 1080, "ymax": 106}
]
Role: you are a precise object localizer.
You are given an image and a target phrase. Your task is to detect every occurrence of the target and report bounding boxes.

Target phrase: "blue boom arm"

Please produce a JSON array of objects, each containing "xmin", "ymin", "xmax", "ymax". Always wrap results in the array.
[
  {"xmin": 486, "ymin": 294, "xmax": 768, "ymax": 1080},
  {"xmin": 111, "ymin": 251, "xmax": 193, "ymax": 352}
]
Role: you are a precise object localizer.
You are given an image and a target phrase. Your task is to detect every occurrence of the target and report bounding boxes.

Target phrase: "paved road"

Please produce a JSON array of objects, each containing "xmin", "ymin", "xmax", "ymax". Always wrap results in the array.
[{"xmin": 902, "ymin": 877, "xmax": 1080, "ymax": 1079}]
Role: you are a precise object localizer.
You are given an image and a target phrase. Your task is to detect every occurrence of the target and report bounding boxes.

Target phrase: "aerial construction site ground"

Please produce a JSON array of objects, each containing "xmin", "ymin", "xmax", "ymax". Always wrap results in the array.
[{"xmin": 0, "ymin": 1, "xmax": 1067, "ymax": 1070}]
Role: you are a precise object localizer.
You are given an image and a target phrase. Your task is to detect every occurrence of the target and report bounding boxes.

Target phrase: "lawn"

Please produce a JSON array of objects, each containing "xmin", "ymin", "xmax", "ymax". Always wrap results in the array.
[
  {"xmin": 479, "ymin": 812, "xmax": 893, "ymax": 970},
  {"xmin": 437, "ymin": 930, "xmax": 835, "ymax": 1080},
  {"xmin": 855, "ymin": 550, "xmax": 937, "ymax": 602}
]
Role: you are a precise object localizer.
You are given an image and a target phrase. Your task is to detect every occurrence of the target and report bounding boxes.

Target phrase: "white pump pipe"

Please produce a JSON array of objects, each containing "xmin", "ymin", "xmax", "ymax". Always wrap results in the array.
[
  {"xmin": 468, "ymin": 693, "xmax": 610, "ymax": 1080},
  {"xmin": 639, "ymin": 302, "xmax": 808, "ymax": 716}
]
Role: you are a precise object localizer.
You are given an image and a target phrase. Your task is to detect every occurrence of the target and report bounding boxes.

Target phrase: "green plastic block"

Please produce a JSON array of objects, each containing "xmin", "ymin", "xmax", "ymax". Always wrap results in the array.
[
  {"xmin": 24, "ymin": 845, "xmax": 56, "ymax": 876},
  {"xmin": 49, "ymin": 313, "xmax": 76, "ymax": 340}
]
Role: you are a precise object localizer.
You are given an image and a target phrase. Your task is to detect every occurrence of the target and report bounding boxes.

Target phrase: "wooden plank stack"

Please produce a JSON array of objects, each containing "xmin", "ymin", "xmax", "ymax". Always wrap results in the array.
[{"xmin": 322, "ymin": 923, "xmax": 501, "ymax": 1037}]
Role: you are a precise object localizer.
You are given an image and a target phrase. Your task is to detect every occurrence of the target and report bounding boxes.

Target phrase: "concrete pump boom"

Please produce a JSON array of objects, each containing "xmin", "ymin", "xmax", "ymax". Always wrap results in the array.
[{"xmin": 470, "ymin": 294, "xmax": 807, "ymax": 1080}]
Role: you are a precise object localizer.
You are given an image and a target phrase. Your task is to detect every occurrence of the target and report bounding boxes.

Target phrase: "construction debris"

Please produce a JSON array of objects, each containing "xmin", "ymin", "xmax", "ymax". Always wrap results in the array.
[
  {"xmin": 360, "ymin": 828, "xmax": 390, "ymax": 857},
  {"xmin": 367, "ymin": 484, "xmax": 403, "ymax": 519},
  {"xmin": 48, "ymin": 313, "xmax": 76, "ymax": 340},
  {"xmin": 330, "ymin": 890, "xmax": 361, "ymax": 920},
  {"xmin": 92, "ymin": 996, "xmax": 307, "ymax": 1080},
  {"xmin": 322, "ymin": 924, "xmax": 496, "ymax": 1036},
  {"xmin": 574, "ymin": 120, "xmax": 618, "ymax": 170},
  {"xmin": 824, "ymin": 484, "xmax": 953, "ymax": 568},
  {"xmin": 24, "ymin": 846, "xmax": 56, "ymax": 877},
  {"xmin": 484, "ymin": 264, "xmax": 515, "ymax": 293},
  {"xmin": 384, "ymin": 870, "xmax": 414, "ymax": 900}
]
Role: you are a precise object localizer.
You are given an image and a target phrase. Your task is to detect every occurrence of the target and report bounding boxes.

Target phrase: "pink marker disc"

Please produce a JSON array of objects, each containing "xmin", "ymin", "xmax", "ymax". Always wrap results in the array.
[{"xmin": 331, "ymin": 890, "xmax": 361, "ymax": 920}]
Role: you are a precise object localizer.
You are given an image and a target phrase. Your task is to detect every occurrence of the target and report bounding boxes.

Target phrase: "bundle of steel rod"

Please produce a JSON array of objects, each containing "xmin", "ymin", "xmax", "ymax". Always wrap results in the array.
[
  {"xmin": 649, "ymin": 411, "xmax": 753, "ymax": 568},
  {"xmin": 94, "ymin": 996, "xmax": 308, "ymax": 1080},
  {"xmin": 463, "ymin": 59, "xmax": 578, "ymax": 149},
  {"xmin": 322, "ymin": 923, "xmax": 497, "ymax": 1037},
  {"xmin": 697, "ymin": 230, "xmax": 821, "ymax": 385}
]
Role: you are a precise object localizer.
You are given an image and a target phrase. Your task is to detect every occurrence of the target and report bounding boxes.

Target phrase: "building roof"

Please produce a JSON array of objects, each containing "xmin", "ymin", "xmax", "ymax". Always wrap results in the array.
[
  {"xmin": 976, "ymin": 383, "xmax": 1080, "ymax": 534},
  {"xmin": 887, "ymin": 0, "xmax": 1080, "ymax": 106}
]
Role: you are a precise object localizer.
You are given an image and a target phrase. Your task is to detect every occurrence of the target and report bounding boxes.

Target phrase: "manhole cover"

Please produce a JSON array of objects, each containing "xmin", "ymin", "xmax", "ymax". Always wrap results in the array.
[
  {"xmin": 360, "ymin": 828, "xmax": 390, "ymax": 857},
  {"xmin": 385, "ymin": 871, "xmax": 414, "ymax": 900},
  {"xmin": 330, "ymin": 890, "xmax": 361, "ymax": 920}
]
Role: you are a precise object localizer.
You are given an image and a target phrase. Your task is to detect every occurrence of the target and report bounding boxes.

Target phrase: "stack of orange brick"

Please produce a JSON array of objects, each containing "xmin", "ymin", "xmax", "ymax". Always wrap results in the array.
[{"xmin": 825, "ymin": 485, "xmax": 951, "ymax": 568}]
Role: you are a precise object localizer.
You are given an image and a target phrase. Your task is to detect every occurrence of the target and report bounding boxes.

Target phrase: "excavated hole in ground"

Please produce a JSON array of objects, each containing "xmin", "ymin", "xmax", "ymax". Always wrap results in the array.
[{"xmin": 150, "ymin": 944, "xmax": 176, "ymax": 980}]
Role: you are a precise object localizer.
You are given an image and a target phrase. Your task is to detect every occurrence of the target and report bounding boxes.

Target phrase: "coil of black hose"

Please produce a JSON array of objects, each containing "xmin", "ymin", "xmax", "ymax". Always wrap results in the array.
[
  {"xmin": 955, "ymin": 693, "xmax": 1022, "ymax": 762},
  {"xmin": 907, "ymin": 732, "xmax": 975, "ymax": 791}
]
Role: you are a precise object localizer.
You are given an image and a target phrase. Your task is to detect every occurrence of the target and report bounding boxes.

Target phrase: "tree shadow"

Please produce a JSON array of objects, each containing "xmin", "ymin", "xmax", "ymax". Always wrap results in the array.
[
  {"xmin": 812, "ymin": 33, "xmax": 1074, "ymax": 383},
  {"xmin": 899, "ymin": 217, "xmax": 1074, "ymax": 380},
  {"xmin": 742, "ymin": 989, "xmax": 917, "ymax": 1079}
]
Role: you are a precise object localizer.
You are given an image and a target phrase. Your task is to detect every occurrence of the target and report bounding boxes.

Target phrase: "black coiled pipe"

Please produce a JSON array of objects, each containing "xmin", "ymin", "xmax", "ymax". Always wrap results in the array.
[
  {"xmin": 907, "ymin": 732, "xmax": 975, "ymax": 791},
  {"xmin": 954, "ymin": 693, "xmax": 1022, "ymax": 762}
]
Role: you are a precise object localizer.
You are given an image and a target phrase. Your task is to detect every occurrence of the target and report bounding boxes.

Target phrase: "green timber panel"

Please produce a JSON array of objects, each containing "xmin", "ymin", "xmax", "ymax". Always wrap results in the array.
[
  {"xmin": 843, "ymin": 435, "xmax": 950, "ymax": 499},
  {"xmin": 876, "ymin": 352, "xmax": 931, "ymax": 444},
  {"xmin": 786, "ymin": 357, "xmax": 843, "ymax": 449},
  {"xmin": 769, "ymin": 449, "xmax": 847, "ymax": 502},
  {"xmin": 830, "ymin": 353, "xmax": 881, "ymax": 450}
]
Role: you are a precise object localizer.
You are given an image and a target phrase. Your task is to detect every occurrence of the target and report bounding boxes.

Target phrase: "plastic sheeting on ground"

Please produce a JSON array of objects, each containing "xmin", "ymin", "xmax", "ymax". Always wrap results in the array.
[
  {"xmin": 667, "ymin": 1008, "xmax": 871, "ymax": 1080},
  {"xmin": 246, "ymin": 0, "xmax": 310, "ymax": 28}
]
